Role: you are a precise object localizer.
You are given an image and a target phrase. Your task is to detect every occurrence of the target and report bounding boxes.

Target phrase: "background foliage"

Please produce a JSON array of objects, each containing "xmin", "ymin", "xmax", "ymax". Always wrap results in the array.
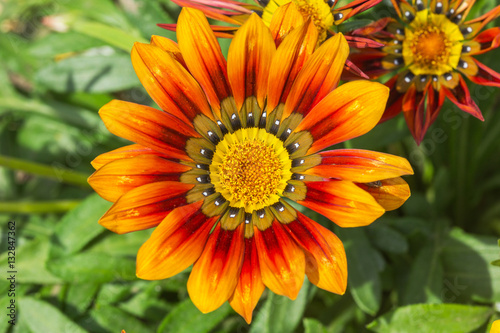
[{"xmin": 1, "ymin": 0, "xmax": 499, "ymax": 332}]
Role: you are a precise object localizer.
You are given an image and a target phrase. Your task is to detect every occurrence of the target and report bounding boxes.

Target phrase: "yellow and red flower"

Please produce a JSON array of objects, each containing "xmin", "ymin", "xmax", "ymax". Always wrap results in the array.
[
  {"xmin": 89, "ymin": 7, "xmax": 413, "ymax": 323},
  {"xmin": 348, "ymin": 0, "xmax": 500, "ymax": 143},
  {"xmin": 160, "ymin": 0, "xmax": 383, "ymax": 47}
]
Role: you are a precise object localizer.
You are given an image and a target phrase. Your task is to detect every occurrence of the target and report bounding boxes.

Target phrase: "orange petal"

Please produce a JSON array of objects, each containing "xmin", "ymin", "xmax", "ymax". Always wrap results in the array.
[
  {"xmin": 268, "ymin": 2, "xmax": 305, "ymax": 46},
  {"xmin": 136, "ymin": 201, "xmax": 216, "ymax": 280},
  {"xmin": 284, "ymin": 212, "xmax": 347, "ymax": 295},
  {"xmin": 305, "ymin": 149, "xmax": 413, "ymax": 183},
  {"xmin": 91, "ymin": 144, "xmax": 159, "ymax": 170},
  {"xmin": 88, "ymin": 155, "xmax": 191, "ymax": 202},
  {"xmin": 99, "ymin": 100, "xmax": 197, "ymax": 161},
  {"xmin": 228, "ymin": 13, "xmax": 276, "ymax": 110},
  {"xmin": 99, "ymin": 181, "xmax": 193, "ymax": 234},
  {"xmin": 282, "ymin": 33, "xmax": 349, "ymax": 119},
  {"xmin": 188, "ymin": 223, "xmax": 245, "ymax": 313},
  {"xmin": 254, "ymin": 221, "xmax": 305, "ymax": 300},
  {"xmin": 298, "ymin": 180, "xmax": 385, "ymax": 227},
  {"xmin": 150, "ymin": 35, "xmax": 187, "ymax": 68},
  {"xmin": 132, "ymin": 42, "xmax": 213, "ymax": 123},
  {"xmin": 357, "ymin": 177, "xmax": 411, "ymax": 211},
  {"xmin": 177, "ymin": 8, "xmax": 231, "ymax": 114},
  {"xmin": 267, "ymin": 20, "xmax": 318, "ymax": 112},
  {"xmin": 295, "ymin": 81, "xmax": 389, "ymax": 153},
  {"xmin": 228, "ymin": 236, "xmax": 265, "ymax": 324}
]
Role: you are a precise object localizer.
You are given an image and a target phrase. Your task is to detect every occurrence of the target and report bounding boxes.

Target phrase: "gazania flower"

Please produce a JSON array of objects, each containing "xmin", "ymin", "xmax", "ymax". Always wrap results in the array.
[
  {"xmin": 348, "ymin": 0, "xmax": 500, "ymax": 143},
  {"xmin": 160, "ymin": 0, "xmax": 383, "ymax": 48},
  {"xmin": 89, "ymin": 8, "xmax": 413, "ymax": 323}
]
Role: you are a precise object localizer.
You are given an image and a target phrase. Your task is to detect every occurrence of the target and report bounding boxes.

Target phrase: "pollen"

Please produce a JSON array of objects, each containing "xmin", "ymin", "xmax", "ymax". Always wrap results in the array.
[
  {"xmin": 411, "ymin": 27, "xmax": 452, "ymax": 71},
  {"xmin": 210, "ymin": 128, "xmax": 292, "ymax": 212},
  {"xmin": 402, "ymin": 11, "xmax": 463, "ymax": 76},
  {"xmin": 293, "ymin": 0, "xmax": 334, "ymax": 42},
  {"xmin": 219, "ymin": 140, "xmax": 281, "ymax": 205}
]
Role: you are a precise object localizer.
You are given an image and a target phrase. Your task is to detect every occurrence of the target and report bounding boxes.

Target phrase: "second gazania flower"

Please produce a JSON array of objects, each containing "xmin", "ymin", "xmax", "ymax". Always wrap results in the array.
[{"xmin": 89, "ymin": 6, "xmax": 413, "ymax": 324}]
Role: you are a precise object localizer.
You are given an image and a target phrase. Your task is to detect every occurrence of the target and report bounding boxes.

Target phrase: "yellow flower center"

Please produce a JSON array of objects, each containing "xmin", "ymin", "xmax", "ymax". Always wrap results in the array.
[
  {"xmin": 402, "ymin": 10, "xmax": 463, "ymax": 76},
  {"xmin": 210, "ymin": 128, "xmax": 292, "ymax": 212},
  {"xmin": 260, "ymin": 0, "xmax": 334, "ymax": 42},
  {"xmin": 411, "ymin": 27, "xmax": 452, "ymax": 67}
]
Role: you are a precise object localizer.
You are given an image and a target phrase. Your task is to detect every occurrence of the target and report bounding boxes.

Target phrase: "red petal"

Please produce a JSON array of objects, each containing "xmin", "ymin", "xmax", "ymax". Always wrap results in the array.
[
  {"xmin": 228, "ymin": 13, "xmax": 276, "ymax": 110},
  {"xmin": 403, "ymin": 84, "xmax": 445, "ymax": 144},
  {"xmin": 357, "ymin": 177, "xmax": 411, "ymax": 211},
  {"xmin": 99, "ymin": 100, "xmax": 198, "ymax": 161},
  {"xmin": 88, "ymin": 155, "xmax": 191, "ymax": 202},
  {"xmin": 177, "ymin": 8, "xmax": 232, "ymax": 114},
  {"xmin": 267, "ymin": 20, "xmax": 318, "ymax": 112},
  {"xmin": 467, "ymin": 58, "xmax": 500, "ymax": 87},
  {"xmin": 228, "ymin": 236, "xmax": 265, "ymax": 324},
  {"xmin": 443, "ymin": 75, "xmax": 484, "ymax": 121},
  {"xmin": 91, "ymin": 144, "xmax": 159, "ymax": 170},
  {"xmin": 254, "ymin": 221, "xmax": 305, "ymax": 300},
  {"xmin": 295, "ymin": 81, "xmax": 389, "ymax": 153},
  {"xmin": 470, "ymin": 27, "xmax": 500, "ymax": 55},
  {"xmin": 188, "ymin": 223, "xmax": 245, "ymax": 313},
  {"xmin": 380, "ymin": 75, "xmax": 405, "ymax": 122},
  {"xmin": 298, "ymin": 180, "xmax": 385, "ymax": 227},
  {"xmin": 98, "ymin": 181, "xmax": 193, "ymax": 234},
  {"xmin": 306, "ymin": 149, "xmax": 413, "ymax": 183},
  {"xmin": 283, "ymin": 33, "xmax": 349, "ymax": 119},
  {"xmin": 284, "ymin": 213, "xmax": 347, "ymax": 295},
  {"xmin": 136, "ymin": 201, "xmax": 215, "ymax": 279}
]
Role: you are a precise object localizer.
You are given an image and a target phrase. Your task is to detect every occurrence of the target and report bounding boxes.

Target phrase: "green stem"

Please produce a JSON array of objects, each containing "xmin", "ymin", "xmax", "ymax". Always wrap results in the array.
[
  {"xmin": 0, "ymin": 155, "xmax": 91, "ymax": 188},
  {"xmin": 0, "ymin": 200, "xmax": 81, "ymax": 213}
]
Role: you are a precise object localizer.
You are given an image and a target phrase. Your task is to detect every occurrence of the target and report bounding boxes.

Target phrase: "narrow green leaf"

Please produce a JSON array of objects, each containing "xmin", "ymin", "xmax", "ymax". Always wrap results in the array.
[
  {"xmin": 47, "ymin": 252, "xmax": 136, "ymax": 283},
  {"xmin": 20, "ymin": 297, "xmax": 86, "ymax": 333},
  {"xmin": 338, "ymin": 228, "xmax": 382, "ymax": 315},
  {"xmin": 367, "ymin": 303, "xmax": 492, "ymax": 333},
  {"xmin": 54, "ymin": 193, "xmax": 111, "ymax": 254},
  {"xmin": 157, "ymin": 298, "xmax": 231, "ymax": 333},
  {"xmin": 303, "ymin": 318, "xmax": 328, "ymax": 333},
  {"xmin": 73, "ymin": 21, "xmax": 147, "ymax": 52},
  {"xmin": 250, "ymin": 280, "xmax": 311, "ymax": 333},
  {"xmin": 0, "ymin": 200, "xmax": 81, "ymax": 213},
  {"xmin": 0, "ymin": 155, "xmax": 90, "ymax": 188}
]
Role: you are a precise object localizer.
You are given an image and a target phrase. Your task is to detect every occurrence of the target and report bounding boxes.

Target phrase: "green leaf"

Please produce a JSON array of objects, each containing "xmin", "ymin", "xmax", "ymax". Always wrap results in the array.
[
  {"xmin": 47, "ymin": 252, "xmax": 136, "ymax": 283},
  {"xmin": 91, "ymin": 304, "xmax": 151, "ymax": 332},
  {"xmin": 157, "ymin": 298, "xmax": 231, "ymax": 333},
  {"xmin": 20, "ymin": 297, "xmax": 86, "ymax": 333},
  {"xmin": 88, "ymin": 229, "xmax": 152, "ymax": 256},
  {"xmin": 250, "ymin": 280, "xmax": 311, "ymax": 333},
  {"xmin": 29, "ymin": 31, "xmax": 107, "ymax": 58},
  {"xmin": 338, "ymin": 228, "xmax": 382, "ymax": 315},
  {"xmin": 36, "ymin": 52, "xmax": 140, "ymax": 93},
  {"xmin": 367, "ymin": 224, "xmax": 408, "ymax": 254},
  {"xmin": 72, "ymin": 21, "xmax": 147, "ymax": 52},
  {"xmin": 53, "ymin": 193, "xmax": 111, "ymax": 254},
  {"xmin": 303, "ymin": 318, "xmax": 328, "ymax": 333},
  {"xmin": 367, "ymin": 303, "xmax": 492, "ymax": 333},
  {"xmin": 441, "ymin": 228, "xmax": 500, "ymax": 302},
  {"xmin": 65, "ymin": 283, "xmax": 100, "ymax": 317},
  {"xmin": 0, "ymin": 237, "xmax": 61, "ymax": 284},
  {"xmin": 400, "ymin": 244, "xmax": 444, "ymax": 305}
]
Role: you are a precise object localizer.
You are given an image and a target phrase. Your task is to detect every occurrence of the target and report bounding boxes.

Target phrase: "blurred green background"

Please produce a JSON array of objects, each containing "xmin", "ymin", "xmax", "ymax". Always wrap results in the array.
[{"xmin": 1, "ymin": 0, "xmax": 500, "ymax": 332}]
